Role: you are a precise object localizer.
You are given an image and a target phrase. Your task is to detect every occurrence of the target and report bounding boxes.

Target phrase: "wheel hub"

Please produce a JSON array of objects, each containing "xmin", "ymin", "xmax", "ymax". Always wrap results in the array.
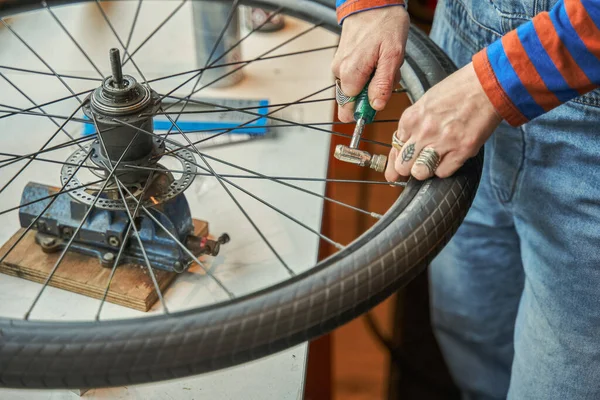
[
  {"xmin": 83, "ymin": 48, "xmax": 162, "ymax": 183},
  {"xmin": 17, "ymin": 49, "xmax": 226, "ymax": 273}
]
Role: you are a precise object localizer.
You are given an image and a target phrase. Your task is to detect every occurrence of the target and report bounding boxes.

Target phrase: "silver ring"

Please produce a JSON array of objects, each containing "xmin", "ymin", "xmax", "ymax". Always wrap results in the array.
[
  {"xmin": 415, "ymin": 147, "xmax": 441, "ymax": 175},
  {"xmin": 391, "ymin": 131, "xmax": 404, "ymax": 150},
  {"xmin": 335, "ymin": 79, "xmax": 356, "ymax": 107}
]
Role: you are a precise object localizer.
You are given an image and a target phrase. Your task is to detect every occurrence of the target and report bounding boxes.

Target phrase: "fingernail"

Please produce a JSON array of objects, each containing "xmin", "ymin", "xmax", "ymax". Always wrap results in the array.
[{"xmin": 372, "ymin": 99, "xmax": 385, "ymax": 109}]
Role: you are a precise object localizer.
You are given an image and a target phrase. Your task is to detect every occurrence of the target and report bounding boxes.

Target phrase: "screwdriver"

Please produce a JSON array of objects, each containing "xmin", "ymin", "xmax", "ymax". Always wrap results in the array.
[
  {"xmin": 349, "ymin": 84, "xmax": 377, "ymax": 148},
  {"xmin": 334, "ymin": 81, "xmax": 387, "ymax": 172}
]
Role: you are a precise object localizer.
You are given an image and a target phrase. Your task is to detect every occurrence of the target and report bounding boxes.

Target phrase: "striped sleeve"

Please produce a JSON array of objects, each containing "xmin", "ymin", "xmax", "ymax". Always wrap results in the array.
[
  {"xmin": 336, "ymin": 0, "xmax": 406, "ymax": 24},
  {"xmin": 472, "ymin": 0, "xmax": 600, "ymax": 126}
]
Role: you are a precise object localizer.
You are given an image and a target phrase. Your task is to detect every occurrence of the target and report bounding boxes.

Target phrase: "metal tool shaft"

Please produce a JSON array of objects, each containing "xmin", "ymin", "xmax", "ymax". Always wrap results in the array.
[{"xmin": 350, "ymin": 118, "xmax": 365, "ymax": 148}]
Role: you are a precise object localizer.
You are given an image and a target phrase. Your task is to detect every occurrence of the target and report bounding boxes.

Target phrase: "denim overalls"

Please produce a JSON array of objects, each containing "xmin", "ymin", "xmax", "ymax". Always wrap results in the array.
[{"xmin": 429, "ymin": 1, "xmax": 600, "ymax": 398}]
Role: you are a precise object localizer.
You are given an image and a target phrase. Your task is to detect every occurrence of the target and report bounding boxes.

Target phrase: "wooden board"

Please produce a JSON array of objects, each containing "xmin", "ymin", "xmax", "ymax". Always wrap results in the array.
[{"xmin": 0, "ymin": 219, "xmax": 208, "ymax": 312}]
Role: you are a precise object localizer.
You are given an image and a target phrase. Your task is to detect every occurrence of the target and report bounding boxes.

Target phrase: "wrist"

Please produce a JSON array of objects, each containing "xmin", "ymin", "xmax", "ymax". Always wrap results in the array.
[{"xmin": 337, "ymin": 1, "xmax": 406, "ymax": 24}]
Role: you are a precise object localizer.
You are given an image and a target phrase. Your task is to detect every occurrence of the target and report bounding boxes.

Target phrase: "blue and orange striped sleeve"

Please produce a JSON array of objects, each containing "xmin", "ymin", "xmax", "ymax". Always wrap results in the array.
[
  {"xmin": 336, "ymin": 0, "xmax": 406, "ymax": 24},
  {"xmin": 473, "ymin": 0, "xmax": 600, "ymax": 126}
]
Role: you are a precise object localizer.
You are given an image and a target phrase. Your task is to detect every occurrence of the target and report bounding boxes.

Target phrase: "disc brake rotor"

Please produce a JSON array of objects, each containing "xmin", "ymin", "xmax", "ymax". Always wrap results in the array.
[{"xmin": 61, "ymin": 144, "xmax": 197, "ymax": 210}]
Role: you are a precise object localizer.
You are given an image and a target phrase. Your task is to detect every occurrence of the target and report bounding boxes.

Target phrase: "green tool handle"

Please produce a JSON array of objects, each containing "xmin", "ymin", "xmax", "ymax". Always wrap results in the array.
[{"xmin": 353, "ymin": 83, "xmax": 377, "ymax": 124}]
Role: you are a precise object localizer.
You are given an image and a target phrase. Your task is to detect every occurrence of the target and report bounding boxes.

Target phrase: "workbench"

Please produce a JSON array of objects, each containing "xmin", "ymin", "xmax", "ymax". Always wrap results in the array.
[{"xmin": 0, "ymin": 2, "xmax": 337, "ymax": 398}]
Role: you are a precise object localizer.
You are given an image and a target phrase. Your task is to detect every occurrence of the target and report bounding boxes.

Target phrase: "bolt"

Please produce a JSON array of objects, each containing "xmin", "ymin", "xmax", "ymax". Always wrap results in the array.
[
  {"xmin": 218, "ymin": 233, "xmax": 230, "ymax": 244},
  {"xmin": 108, "ymin": 236, "xmax": 120, "ymax": 247},
  {"xmin": 102, "ymin": 252, "xmax": 115, "ymax": 263},
  {"xmin": 109, "ymin": 48, "xmax": 124, "ymax": 88}
]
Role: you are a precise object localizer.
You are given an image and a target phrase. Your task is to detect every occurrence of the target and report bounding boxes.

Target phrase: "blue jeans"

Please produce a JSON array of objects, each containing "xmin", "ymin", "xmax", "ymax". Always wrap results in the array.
[{"xmin": 428, "ymin": 1, "xmax": 600, "ymax": 399}]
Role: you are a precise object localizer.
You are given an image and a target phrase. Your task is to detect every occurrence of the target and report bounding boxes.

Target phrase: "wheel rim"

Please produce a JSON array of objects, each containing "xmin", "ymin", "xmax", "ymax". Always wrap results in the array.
[{"xmin": 0, "ymin": 0, "xmax": 465, "ymax": 388}]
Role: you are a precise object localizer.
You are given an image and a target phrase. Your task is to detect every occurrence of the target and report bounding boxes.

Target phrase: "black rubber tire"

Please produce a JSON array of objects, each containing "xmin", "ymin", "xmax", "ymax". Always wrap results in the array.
[{"xmin": 0, "ymin": 0, "xmax": 482, "ymax": 389}]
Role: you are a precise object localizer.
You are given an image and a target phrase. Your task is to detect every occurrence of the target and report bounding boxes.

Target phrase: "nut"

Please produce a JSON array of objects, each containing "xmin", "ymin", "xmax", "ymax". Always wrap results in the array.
[
  {"xmin": 369, "ymin": 154, "xmax": 387, "ymax": 173},
  {"xmin": 108, "ymin": 236, "xmax": 120, "ymax": 247}
]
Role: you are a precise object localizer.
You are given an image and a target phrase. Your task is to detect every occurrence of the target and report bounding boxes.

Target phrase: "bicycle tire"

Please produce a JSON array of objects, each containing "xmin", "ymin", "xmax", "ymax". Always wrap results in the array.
[{"xmin": 0, "ymin": 0, "xmax": 483, "ymax": 389}]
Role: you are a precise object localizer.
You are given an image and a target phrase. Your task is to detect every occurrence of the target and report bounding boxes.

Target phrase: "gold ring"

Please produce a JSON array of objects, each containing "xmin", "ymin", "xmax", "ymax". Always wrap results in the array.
[{"xmin": 391, "ymin": 131, "xmax": 404, "ymax": 150}]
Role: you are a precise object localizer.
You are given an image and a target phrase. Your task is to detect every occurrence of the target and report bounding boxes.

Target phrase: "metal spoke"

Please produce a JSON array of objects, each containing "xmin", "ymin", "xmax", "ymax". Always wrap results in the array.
[
  {"xmin": 190, "ymin": 24, "xmax": 325, "ymax": 96},
  {"xmin": 122, "ymin": 0, "xmax": 143, "ymax": 63},
  {"xmin": 94, "ymin": 222, "xmax": 133, "ymax": 320},
  {"xmin": 160, "ymin": 0, "xmax": 240, "ymax": 145},
  {"xmin": 0, "ymin": 147, "xmax": 93, "ymax": 265},
  {"xmin": 154, "ymin": 4, "xmax": 283, "ymax": 107},
  {"xmin": 109, "ymin": 118, "xmax": 346, "ymax": 251},
  {"xmin": 23, "ymin": 124, "xmax": 144, "ymax": 319},
  {"xmin": 214, "ymin": 172, "xmax": 344, "ymax": 250},
  {"xmin": 148, "ymin": 98, "xmax": 335, "ymax": 117},
  {"xmin": 162, "ymin": 113, "xmax": 295, "ymax": 276},
  {"xmin": 123, "ymin": 165, "xmax": 407, "ymax": 186},
  {"xmin": 0, "ymin": 65, "xmax": 102, "ymax": 82},
  {"xmin": 44, "ymin": 2, "xmax": 104, "ymax": 78},
  {"xmin": 0, "ymin": 72, "xmax": 83, "ymax": 146},
  {"xmin": 93, "ymin": 0, "xmax": 151, "ymax": 90},
  {"xmin": 91, "ymin": 113, "xmax": 170, "ymax": 313},
  {"xmin": 0, "ymin": 178, "xmax": 104, "ymax": 217},
  {"xmin": 0, "ymin": 135, "xmax": 96, "ymax": 169},
  {"xmin": 152, "ymin": 85, "xmax": 337, "ymax": 158},
  {"xmin": 155, "ymin": 89, "xmax": 393, "ymax": 156},
  {"xmin": 176, "ymin": 152, "xmax": 345, "ymax": 250},
  {"xmin": 117, "ymin": 181, "xmax": 235, "ymax": 299},
  {"xmin": 0, "ymin": 103, "xmax": 84, "ymax": 196},
  {"xmin": 0, "ymin": 151, "xmax": 103, "ymax": 171},
  {"xmin": 1, "ymin": 19, "xmax": 84, "ymax": 103},
  {"xmin": 191, "ymin": 151, "xmax": 383, "ymax": 219},
  {"xmin": 112, "ymin": 174, "xmax": 169, "ymax": 314},
  {"xmin": 148, "ymin": 121, "xmax": 395, "ymax": 137},
  {"xmin": 157, "ymin": 21, "xmax": 322, "ymax": 106},
  {"xmin": 121, "ymin": 0, "xmax": 186, "ymax": 67},
  {"xmin": 0, "ymin": 89, "xmax": 94, "ymax": 121},
  {"xmin": 208, "ymin": 6, "xmax": 284, "ymax": 67},
  {"xmin": 0, "ymin": 103, "xmax": 89, "ymax": 123},
  {"xmin": 144, "ymin": 45, "xmax": 337, "ymax": 86}
]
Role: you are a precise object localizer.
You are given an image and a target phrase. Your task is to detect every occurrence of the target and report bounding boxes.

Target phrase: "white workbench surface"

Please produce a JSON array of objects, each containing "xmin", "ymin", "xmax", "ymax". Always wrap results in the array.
[{"xmin": 0, "ymin": 2, "xmax": 337, "ymax": 398}]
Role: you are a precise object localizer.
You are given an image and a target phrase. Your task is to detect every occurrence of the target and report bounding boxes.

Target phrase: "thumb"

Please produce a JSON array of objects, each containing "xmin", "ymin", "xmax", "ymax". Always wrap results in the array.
[{"xmin": 368, "ymin": 47, "xmax": 403, "ymax": 110}]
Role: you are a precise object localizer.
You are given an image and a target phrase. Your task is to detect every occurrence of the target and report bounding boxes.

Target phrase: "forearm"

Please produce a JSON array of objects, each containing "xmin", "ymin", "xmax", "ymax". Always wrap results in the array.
[
  {"xmin": 473, "ymin": 0, "xmax": 600, "ymax": 126},
  {"xmin": 336, "ymin": 0, "xmax": 406, "ymax": 23}
]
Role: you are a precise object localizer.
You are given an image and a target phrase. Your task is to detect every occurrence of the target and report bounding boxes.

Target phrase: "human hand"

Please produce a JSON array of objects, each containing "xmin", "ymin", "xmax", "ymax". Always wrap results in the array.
[
  {"xmin": 331, "ymin": 6, "xmax": 409, "ymax": 123},
  {"xmin": 385, "ymin": 62, "xmax": 502, "ymax": 182}
]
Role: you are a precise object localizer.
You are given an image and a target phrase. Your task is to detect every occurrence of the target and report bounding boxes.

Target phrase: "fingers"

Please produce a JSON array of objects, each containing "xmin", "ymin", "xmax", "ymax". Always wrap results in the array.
[
  {"xmin": 394, "ymin": 140, "xmax": 420, "ymax": 177},
  {"xmin": 338, "ymin": 99, "xmax": 356, "ymax": 123},
  {"xmin": 434, "ymin": 151, "xmax": 466, "ymax": 179},
  {"xmin": 368, "ymin": 46, "xmax": 403, "ymax": 111},
  {"xmin": 337, "ymin": 62, "xmax": 373, "ymax": 122},
  {"xmin": 384, "ymin": 147, "xmax": 401, "ymax": 182}
]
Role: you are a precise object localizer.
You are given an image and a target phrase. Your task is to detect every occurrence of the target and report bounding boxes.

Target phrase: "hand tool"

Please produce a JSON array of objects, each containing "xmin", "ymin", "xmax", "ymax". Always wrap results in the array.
[{"xmin": 334, "ymin": 82, "xmax": 387, "ymax": 172}]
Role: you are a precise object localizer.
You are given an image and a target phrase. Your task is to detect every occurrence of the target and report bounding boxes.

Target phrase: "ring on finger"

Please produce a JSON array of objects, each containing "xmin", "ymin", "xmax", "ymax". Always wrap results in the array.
[
  {"xmin": 335, "ymin": 78, "xmax": 357, "ymax": 107},
  {"xmin": 415, "ymin": 147, "xmax": 441, "ymax": 175},
  {"xmin": 391, "ymin": 130, "xmax": 405, "ymax": 150}
]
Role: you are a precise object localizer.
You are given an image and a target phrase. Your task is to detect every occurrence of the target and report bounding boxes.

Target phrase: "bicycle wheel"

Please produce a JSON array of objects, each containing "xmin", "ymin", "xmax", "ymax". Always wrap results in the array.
[{"xmin": 0, "ymin": 0, "xmax": 482, "ymax": 389}]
